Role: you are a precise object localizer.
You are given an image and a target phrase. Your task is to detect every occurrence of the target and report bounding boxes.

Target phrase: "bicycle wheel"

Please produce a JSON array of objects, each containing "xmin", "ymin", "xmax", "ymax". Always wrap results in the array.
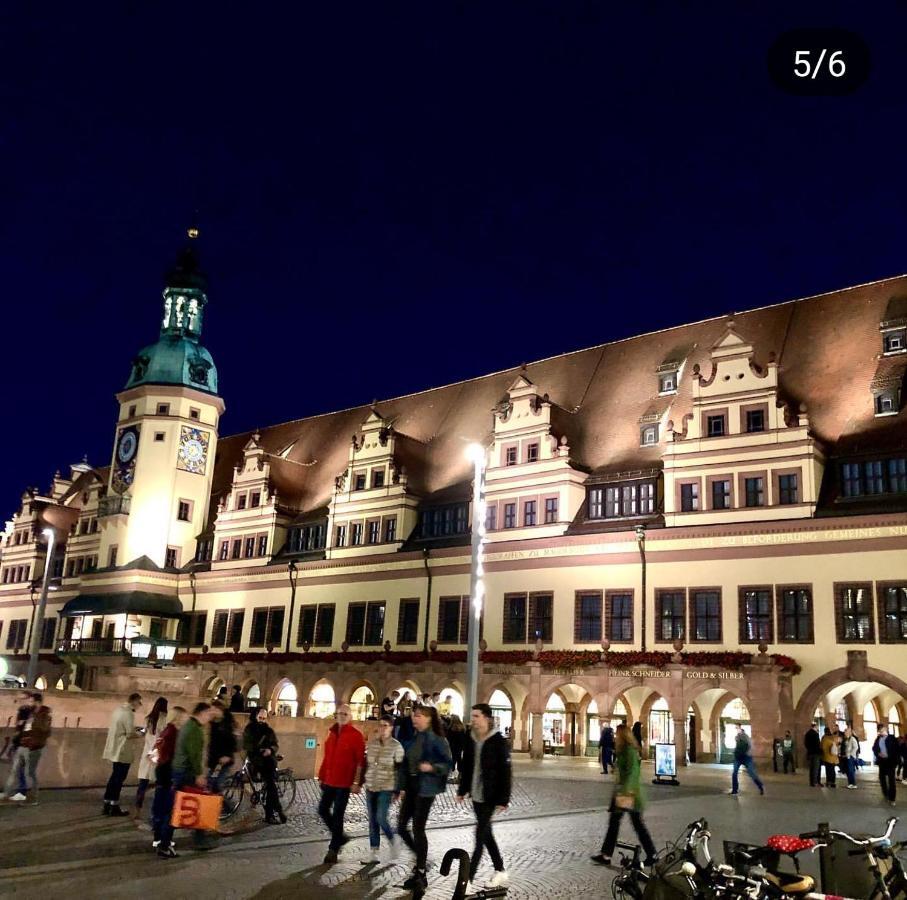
[
  {"xmin": 276, "ymin": 770, "xmax": 297, "ymax": 810},
  {"xmin": 220, "ymin": 773, "xmax": 245, "ymax": 820}
]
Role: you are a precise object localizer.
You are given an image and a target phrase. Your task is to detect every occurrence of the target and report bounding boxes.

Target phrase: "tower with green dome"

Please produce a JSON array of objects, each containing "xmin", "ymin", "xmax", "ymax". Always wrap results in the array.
[{"xmin": 99, "ymin": 229, "xmax": 225, "ymax": 572}]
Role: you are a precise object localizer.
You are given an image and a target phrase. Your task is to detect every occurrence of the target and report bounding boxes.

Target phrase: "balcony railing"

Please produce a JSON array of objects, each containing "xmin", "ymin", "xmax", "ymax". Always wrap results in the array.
[
  {"xmin": 56, "ymin": 637, "xmax": 131, "ymax": 656},
  {"xmin": 98, "ymin": 496, "xmax": 131, "ymax": 517}
]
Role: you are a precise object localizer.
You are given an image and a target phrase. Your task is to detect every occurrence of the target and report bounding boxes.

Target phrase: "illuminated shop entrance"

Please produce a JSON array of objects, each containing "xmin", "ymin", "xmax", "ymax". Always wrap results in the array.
[
  {"xmin": 586, "ymin": 699, "xmax": 601, "ymax": 757},
  {"xmin": 647, "ymin": 696, "xmax": 674, "ymax": 759},
  {"xmin": 718, "ymin": 697, "xmax": 751, "ymax": 764},
  {"xmin": 489, "ymin": 690, "xmax": 513, "ymax": 736}
]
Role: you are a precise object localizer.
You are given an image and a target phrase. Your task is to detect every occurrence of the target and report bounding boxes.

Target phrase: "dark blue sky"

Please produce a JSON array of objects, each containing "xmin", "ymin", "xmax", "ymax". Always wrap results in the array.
[{"xmin": 2, "ymin": 3, "xmax": 907, "ymax": 514}]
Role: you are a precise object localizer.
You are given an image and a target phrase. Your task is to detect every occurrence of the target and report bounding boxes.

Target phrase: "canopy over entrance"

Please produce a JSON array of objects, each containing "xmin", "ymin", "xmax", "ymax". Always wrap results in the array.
[{"xmin": 60, "ymin": 592, "xmax": 183, "ymax": 618}]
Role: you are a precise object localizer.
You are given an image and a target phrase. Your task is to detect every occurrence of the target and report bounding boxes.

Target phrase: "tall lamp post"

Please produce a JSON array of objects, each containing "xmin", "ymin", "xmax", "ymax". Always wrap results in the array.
[
  {"xmin": 635, "ymin": 524, "xmax": 647, "ymax": 652},
  {"xmin": 26, "ymin": 527, "xmax": 57, "ymax": 688},
  {"xmin": 464, "ymin": 443, "xmax": 488, "ymax": 711}
]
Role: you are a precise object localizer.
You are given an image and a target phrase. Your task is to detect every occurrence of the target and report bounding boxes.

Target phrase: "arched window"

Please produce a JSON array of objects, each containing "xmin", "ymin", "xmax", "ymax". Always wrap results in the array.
[
  {"xmin": 34, "ymin": 676, "xmax": 47, "ymax": 691},
  {"xmin": 889, "ymin": 705, "xmax": 901, "ymax": 737},
  {"xmin": 611, "ymin": 698, "xmax": 628, "ymax": 729},
  {"xmin": 246, "ymin": 683, "xmax": 261, "ymax": 709},
  {"xmin": 309, "ymin": 682, "xmax": 336, "ymax": 718},
  {"xmin": 275, "ymin": 681, "xmax": 298, "ymax": 717},
  {"xmin": 350, "ymin": 686, "xmax": 375, "ymax": 721},
  {"xmin": 863, "ymin": 702, "xmax": 879, "ymax": 751},
  {"xmin": 648, "ymin": 696, "xmax": 674, "ymax": 750},
  {"xmin": 488, "ymin": 690, "xmax": 512, "ymax": 734},
  {"xmin": 438, "ymin": 689, "xmax": 464, "ymax": 719}
]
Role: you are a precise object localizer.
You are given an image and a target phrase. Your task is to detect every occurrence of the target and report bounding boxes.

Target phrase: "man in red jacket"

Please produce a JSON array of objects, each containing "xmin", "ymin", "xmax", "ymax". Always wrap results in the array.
[{"xmin": 318, "ymin": 704, "xmax": 365, "ymax": 864}]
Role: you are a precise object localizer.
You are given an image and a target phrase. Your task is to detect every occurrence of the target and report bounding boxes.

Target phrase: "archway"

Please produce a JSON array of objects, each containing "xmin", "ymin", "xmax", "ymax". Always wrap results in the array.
[
  {"xmin": 889, "ymin": 704, "xmax": 901, "ymax": 738},
  {"xmin": 391, "ymin": 686, "xmax": 419, "ymax": 710},
  {"xmin": 438, "ymin": 688, "xmax": 464, "ymax": 719},
  {"xmin": 55, "ymin": 677, "xmax": 65, "ymax": 691},
  {"xmin": 586, "ymin": 699, "xmax": 601, "ymax": 757},
  {"xmin": 244, "ymin": 681, "xmax": 261, "ymax": 708},
  {"xmin": 488, "ymin": 689, "xmax": 513, "ymax": 736},
  {"xmin": 714, "ymin": 696, "xmax": 750, "ymax": 764},
  {"xmin": 647, "ymin": 696, "xmax": 674, "ymax": 759},
  {"xmin": 308, "ymin": 681, "xmax": 336, "ymax": 718},
  {"xmin": 203, "ymin": 675, "xmax": 224, "ymax": 697},
  {"xmin": 350, "ymin": 685, "xmax": 376, "ymax": 721},
  {"xmin": 863, "ymin": 700, "xmax": 880, "ymax": 752},
  {"xmin": 34, "ymin": 675, "xmax": 47, "ymax": 691},
  {"xmin": 610, "ymin": 697, "xmax": 629, "ymax": 729},
  {"xmin": 273, "ymin": 679, "xmax": 298, "ymax": 717},
  {"xmin": 542, "ymin": 691, "xmax": 567, "ymax": 754}
]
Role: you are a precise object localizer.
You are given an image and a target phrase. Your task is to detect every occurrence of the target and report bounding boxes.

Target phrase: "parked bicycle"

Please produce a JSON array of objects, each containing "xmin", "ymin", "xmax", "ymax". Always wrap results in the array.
[{"xmin": 220, "ymin": 755, "xmax": 297, "ymax": 821}]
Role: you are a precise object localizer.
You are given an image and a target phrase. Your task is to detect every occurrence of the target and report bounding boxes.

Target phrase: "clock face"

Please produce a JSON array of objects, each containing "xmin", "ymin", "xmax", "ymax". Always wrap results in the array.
[
  {"xmin": 117, "ymin": 431, "xmax": 138, "ymax": 463},
  {"xmin": 177, "ymin": 426, "xmax": 210, "ymax": 475}
]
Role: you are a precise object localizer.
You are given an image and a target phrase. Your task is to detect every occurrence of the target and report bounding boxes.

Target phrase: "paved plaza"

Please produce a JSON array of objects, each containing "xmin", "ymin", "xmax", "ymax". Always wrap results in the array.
[{"xmin": 1, "ymin": 758, "xmax": 904, "ymax": 899}]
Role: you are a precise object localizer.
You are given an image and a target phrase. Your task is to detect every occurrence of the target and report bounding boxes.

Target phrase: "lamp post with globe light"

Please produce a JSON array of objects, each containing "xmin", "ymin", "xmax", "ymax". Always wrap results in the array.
[{"xmin": 464, "ymin": 443, "xmax": 488, "ymax": 711}]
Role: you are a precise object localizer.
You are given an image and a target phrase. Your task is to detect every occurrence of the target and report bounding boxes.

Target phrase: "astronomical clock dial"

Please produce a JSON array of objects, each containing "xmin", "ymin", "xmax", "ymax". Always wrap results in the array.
[
  {"xmin": 117, "ymin": 430, "xmax": 137, "ymax": 463},
  {"xmin": 177, "ymin": 426, "xmax": 210, "ymax": 475}
]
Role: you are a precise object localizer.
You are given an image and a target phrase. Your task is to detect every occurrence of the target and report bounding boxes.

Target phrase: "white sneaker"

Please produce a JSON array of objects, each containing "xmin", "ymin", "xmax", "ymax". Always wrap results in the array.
[
  {"xmin": 846, "ymin": 784, "xmax": 858, "ymax": 790},
  {"xmin": 359, "ymin": 848, "xmax": 380, "ymax": 863},
  {"xmin": 486, "ymin": 870, "xmax": 509, "ymax": 888},
  {"xmin": 9, "ymin": 793, "xmax": 27, "ymax": 802}
]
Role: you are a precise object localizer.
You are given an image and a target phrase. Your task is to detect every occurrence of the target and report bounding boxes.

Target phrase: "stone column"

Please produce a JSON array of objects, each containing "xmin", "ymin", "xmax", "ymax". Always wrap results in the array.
[
  {"xmin": 529, "ymin": 713, "xmax": 544, "ymax": 760},
  {"xmin": 673, "ymin": 717, "xmax": 687, "ymax": 766}
]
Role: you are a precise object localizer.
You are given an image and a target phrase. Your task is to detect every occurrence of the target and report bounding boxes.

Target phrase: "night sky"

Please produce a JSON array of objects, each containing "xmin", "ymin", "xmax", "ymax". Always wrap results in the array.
[{"xmin": 3, "ymin": 3, "xmax": 907, "ymax": 515}]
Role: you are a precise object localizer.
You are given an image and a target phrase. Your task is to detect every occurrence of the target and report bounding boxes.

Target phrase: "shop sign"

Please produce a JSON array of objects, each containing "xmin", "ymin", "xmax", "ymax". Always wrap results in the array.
[
  {"xmin": 611, "ymin": 670, "xmax": 673, "ymax": 679},
  {"xmin": 684, "ymin": 671, "xmax": 744, "ymax": 680}
]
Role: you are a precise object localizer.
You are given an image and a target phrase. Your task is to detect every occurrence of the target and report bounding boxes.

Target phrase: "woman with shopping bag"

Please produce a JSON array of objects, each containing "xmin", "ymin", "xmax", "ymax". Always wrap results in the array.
[
  {"xmin": 590, "ymin": 723, "xmax": 657, "ymax": 867},
  {"xmin": 243, "ymin": 707, "xmax": 287, "ymax": 824}
]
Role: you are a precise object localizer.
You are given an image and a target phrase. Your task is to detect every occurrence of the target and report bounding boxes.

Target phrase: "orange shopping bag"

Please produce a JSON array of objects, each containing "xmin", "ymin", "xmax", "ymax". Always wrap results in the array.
[{"xmin": 170, "ymin": 787, "xmax": 223, "ymax": 831}]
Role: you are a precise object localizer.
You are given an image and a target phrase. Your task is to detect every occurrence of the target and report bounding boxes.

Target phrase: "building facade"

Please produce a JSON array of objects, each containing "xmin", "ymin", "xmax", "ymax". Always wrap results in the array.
[{"xmin": 3, "ymin": 239, "xmax": 907, "ymax": 762}]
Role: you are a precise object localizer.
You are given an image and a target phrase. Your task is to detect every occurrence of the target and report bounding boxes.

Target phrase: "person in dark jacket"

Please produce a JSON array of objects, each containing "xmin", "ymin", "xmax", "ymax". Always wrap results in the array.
[
  {"xmin": 873, "ymin": 725, "xmax": 899, "ymax": 805},
  {"xmin": 631, "ymin": 721, "xmax": 643, "ymax": 753},
  {"xmin": 150, "ymin": 706, "xmax": 187, "ymax": 853},
  {"xmin": 446, "ymin": 715, "xmax": 467, "ymax": 781},
  {"xmin": 600, "ymin": 725, "xmax": 615, "ymax": 775},
  {"xmin": 207, "ymin": 700, "xmax": 237, "ymax": 793},
  {"xmin": 229, "ymin": 685, "xmax": 245, "ymax": 713},
  {"xmin": 395, "ymin": 704, "xmax": 416, "ymax": 749},
  {"xmin": 398, "ymin": 705, "xmax": 452, "ymax": 892},
  {"xmin": 244, "ymin": 707, "xmax": 287, "ymax": 825},
  {"xmin": 804, "ymin": 723, "xmax": 822, "ymax": 786},
  {"xmin": 456, "ymin": 703, "xmax": 512, "ymax": 890}
]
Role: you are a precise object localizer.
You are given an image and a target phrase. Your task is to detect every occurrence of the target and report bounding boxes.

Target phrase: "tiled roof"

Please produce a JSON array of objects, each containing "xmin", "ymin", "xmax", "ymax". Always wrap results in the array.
[{"xmin": 209, "ymin": 275, "xmax": 907, "ymax": 523}]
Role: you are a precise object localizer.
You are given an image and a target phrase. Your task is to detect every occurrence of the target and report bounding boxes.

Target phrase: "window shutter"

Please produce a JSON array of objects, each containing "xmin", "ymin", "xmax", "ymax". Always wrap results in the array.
[
  {"xmin": 227, "ymin": 610, "xmax": 244, "ymax": 647},
  {"xmin": 268, "ymin": 607, "xmax": 285, "ymax": 646},
  {"xmin": 192, "ymin": 613, "xmax": 207, "ymax": 647},
  {"xmin": 211, "ymin": 611, "xmax": 229, "ymax": 648},
  {"xmin": 459, "ymin": 596, "xmax": 470, "ymax": 644},
  {"xmin": 250, "ymin": 609, "xmax": 268, "ymax": 646}
]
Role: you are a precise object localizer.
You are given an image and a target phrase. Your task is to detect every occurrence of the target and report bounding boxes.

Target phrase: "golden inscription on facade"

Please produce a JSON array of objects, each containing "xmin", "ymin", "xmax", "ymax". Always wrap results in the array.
[{"xmin": 684, "ymin": 671, "xmax": 744, "ymax": 679}]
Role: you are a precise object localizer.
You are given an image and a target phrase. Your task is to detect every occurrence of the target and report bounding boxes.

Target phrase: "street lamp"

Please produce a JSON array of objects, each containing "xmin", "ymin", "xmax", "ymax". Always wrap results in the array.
[
  {"xmin": 26, "ymin": 528, "xmax": 56, "ymax": 687},
  {"xmin": 635, "ymin": 524, "xmax": 647, "ymax": 652},
  {"xmin": 464, "ymin": 443, "xmax": 487, "ymax": 711}
]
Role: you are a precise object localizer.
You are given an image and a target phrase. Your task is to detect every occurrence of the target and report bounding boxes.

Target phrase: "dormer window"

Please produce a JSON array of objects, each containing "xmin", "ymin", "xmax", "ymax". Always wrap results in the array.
[
  {"xmin": 658, "ymin": 371, "xmax": 677, "ymax": 394},
  {"xmin": 354, "ymin": 472, "xmax": 367, "ymax": 491},
  {"xmin": 372, "ymin": 469, "xmax": 385, "ymax": 488},
  {"xmin": 236, "ymin": 493, "xmax": 247, "ymax": 510},
  {"xmin": 875, "ymin": 392, "xmax": 898, "ymax": 416},
  {"xmin": 526, "ymin": 443, "xmax": 539, "ymax": 463},
  {"xmin": 883, "ymin": 328, "xmax": 906, "ymax": 354},
  {"xmin": 505, "ymin": 446, "xmax": 517, "ymax": 466},
  {"xmin": 640, "ymin": 425, "xmax": 658, "ymax": 446}
]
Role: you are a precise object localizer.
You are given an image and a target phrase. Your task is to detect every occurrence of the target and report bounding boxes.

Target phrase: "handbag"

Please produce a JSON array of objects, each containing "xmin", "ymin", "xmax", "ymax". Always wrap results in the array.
[
  {"xmin": 614, "ymin": 792, "xmax": 636, "ymax": 810},
  {"xmin": 170, "ymin": 786, "xmax": 223, "ymax": 831}
]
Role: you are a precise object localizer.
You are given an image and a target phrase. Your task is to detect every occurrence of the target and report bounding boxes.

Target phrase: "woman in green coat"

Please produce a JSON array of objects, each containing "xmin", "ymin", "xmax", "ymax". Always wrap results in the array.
[{"xmin": 590, "ymin": 723, "xmax": 657, "ymax": 867}]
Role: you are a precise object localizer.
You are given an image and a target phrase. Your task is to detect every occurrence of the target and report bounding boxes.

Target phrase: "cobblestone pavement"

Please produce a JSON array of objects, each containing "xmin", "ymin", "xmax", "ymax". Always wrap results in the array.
[{"xmin": 2, "ymin": 761, "xmax": 906, "ymax": 899}]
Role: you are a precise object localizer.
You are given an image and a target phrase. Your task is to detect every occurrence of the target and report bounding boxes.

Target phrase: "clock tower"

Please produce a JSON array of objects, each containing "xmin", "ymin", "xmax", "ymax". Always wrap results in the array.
[{"xmin": 99, "ymin": 229, "xmax": 225, "ymax": 570}]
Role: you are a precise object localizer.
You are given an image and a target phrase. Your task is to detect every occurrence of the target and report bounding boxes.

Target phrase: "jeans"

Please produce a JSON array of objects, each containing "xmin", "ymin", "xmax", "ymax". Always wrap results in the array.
[
  {"xmin": 808, "ymin": 753, "xmax": 822, "ymax": 786},
  {"xmin": 318, "ymin": 784, "xmax": 351, "ymax": 851},
  {"xmin": 208, "ymin": 763, "xmax": 233, "ymax": 795},
  {"xmin": 845, "ymin": 757, "xmax": 856, "ymax": 786},
  {"xmin": 366, "ymin": 789, "xmax": 394, "ymax": 848},
  {"xmin": 135, "ymin": 779, "xmax": 150, "ymax": 810},
  {"xmin": 782, "ymin": 751, "xmax": 795, "ymax": 774},
  {"xmin": 601, "ymin": 808, "xmax": 657, "ymax": 861},
  {"xmin": 601, "ymin": 747, "xmax": 614, "ymax": 774},
  {"xmin": 104, "ymin": 762, "xmax": 131, "ymax": 804},
  {"xmin": 879, "ymin": 760, "xmax": 897, "ymax": 802},
  {"xmin": 398, "ymin": 779, "xmax": 435, "ymax": 871},
  {"xmin": 151, "ymin": 763, "xmax": 173, "ymax": 842},
  {"xmin": 823, "ymin": 762, "xmax": 837, "ymax": 787},
  {"xmin": 470, "ymin": 800, "xmax": 504, "ymax": 880},
  {"xmin": 731, "ymin": 756, "xmax": 764, "ymax": 793},
  {"xmin": 4, "ymin": 747, "xmax": 34, "ymax": 796}
]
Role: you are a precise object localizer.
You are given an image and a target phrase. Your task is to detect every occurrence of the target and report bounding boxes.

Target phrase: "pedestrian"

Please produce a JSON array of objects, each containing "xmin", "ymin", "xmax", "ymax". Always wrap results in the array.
[
  {"xmin": 381, "ymin": 691, "xmax": 399, "ymax": 717},
  {"xmin": 446, "ymin": 715, "xmax": 467, "ymax": 782},
  {"xmin": 150, "ymin": 705, "xmax": 187, "ymax": 854},
  {"xmin": 838, "ymin": 726, "xmax": 848, "ymax": 777},
  {"xmin": 1, "ymin": 691, "xmax": 51, "ymax": 804},
  {"xmin": 208, "ymin": 699, "xmax": 237, "ymax": 793},
  {"xmin": 821, "ymin": 727, "xmax": 840, "ymax": 788},
  {"xmin": 590, "ymin": 723, "xmax": 657, "ymax": 868},
  {"xmin": 431, "ymin": 692, "xmax": 442, "ymax": 709},
  {"xmin": 456, "ymin": 703, "xmax": 511, "ymax": 890},
  {"xmin": 134, "ymin": 696, "xmax": 168, "ymax": 819},
  {"xmin": 898, "ymin": 734, "xmax": 907, "ymax": 784},
  {"xmin": 317, "ymin": 703, "xmax": 365, "ymax": 863},
  {"xmin": 158, "ymin": 701, "xmax": 219, "ymax": 856},
  {"xmin": 631, "ymin": 720, "xmax": 643, "ymax": 752},
  {"xmin": 873, "ymin": 724, "xmax": 898, "ymax": 807},
  {"xmin": 243, "ymin": 707, "xmax": 288, "ymax": 825},
  {"xmin": 438, "ymin": 693, "xmax": 453, "ymax": 718},
  {"xmin": 229, "ymin": 684, "xmax": 245, "ymax": 713},
  {"xmin": 727, "ymin": 725, "xmax": 765, "ymax": 796},
  {"xmin": 804, "ymin": 722, "xmax": 822, "ymax": 786},
  {"xmin": 841, "ymin": 726, "xmax": 859, "ymax": 789},
  {"xmin": 359, "ymin": 714, "xmax": 404, "ymax": 863},
  {"xmin": 398, "ymin": 705, "xmax": 452, "ymax": 892},
  {"xmin": 396, "ymin": 704, "xmax": 416, "ymax": 750},
  {"xmin": 600, "ymin": 725, "xmax": 615, "ymax": 775},
  {"xmin": 781, "ymin": 730, "xmax": 796, "ymax": 774},
  {"xmin": 102, "ymin": 692, "xmax": 143, "ymax": 816}
]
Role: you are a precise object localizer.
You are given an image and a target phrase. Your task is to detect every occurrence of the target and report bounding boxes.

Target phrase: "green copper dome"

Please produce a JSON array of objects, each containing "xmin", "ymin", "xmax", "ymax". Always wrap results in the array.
[{"xmin": 124, "ymin": 234, "xmax": 219, "ymax": 395}]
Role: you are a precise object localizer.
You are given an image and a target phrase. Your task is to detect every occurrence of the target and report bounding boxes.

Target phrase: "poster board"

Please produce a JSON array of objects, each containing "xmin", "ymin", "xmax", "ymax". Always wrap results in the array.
[{"xmin": 654, "ymin": 742, "xmax": 678, "ymax": 783}]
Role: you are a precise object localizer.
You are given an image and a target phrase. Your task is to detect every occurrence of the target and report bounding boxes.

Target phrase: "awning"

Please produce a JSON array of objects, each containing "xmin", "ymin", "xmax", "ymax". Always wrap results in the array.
[{"xmin": 60, "ymin": 591, "xmax": 183, "ymax": 618}]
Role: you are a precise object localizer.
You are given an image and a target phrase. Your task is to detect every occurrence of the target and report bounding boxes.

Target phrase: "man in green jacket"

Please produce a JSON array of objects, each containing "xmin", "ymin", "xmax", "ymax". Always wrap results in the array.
[{"xmin": 159, "ymin": 702, "xmax": 217, "ymax": 857}]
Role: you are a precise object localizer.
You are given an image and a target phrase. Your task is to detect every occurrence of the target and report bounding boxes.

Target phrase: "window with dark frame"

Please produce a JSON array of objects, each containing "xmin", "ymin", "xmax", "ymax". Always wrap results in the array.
[
  {"xmin": 526, "ymin": 443, "xmax": 539, "ymax": 462},
  {"xmin": 315, "ymin": 605, "xmax": 335, "ymax": 646},
  {"xmin": 250, "ymin": 606, "xmax": 285, "ymax": 647},
  {"xmin": 529, "ymin": 592, "xmax": 553, "ymax": 642},
  {"xmin": 40, "ymin": 617, "xmax": 56, "ymax": 650},
  {"xmin": 657, "ymin": 591, "xmax": 685, "ymax": 641},
  {"xmin": 178, "ymin": 611, "xmax": 208, "ymax": 647},
  {"xmin": 740, "ymin": 588, "xmax": 773, "ymax": 643},
  {"xmin": 575, "ymin": 592, "xmax": 602, "ymax": 642},
  {"xmin": 297, "ymin": 606, "xmax": 317, "ymax": 645},
  {"xmin": 250, "ymin": 491, "xmax": 261, "ymax": 508},
  {"xmin": 211, "ymin": 609, "xmax": 245, "ymax": 648},
  {"xmin": 372, "ymin": 469, "xmax": 385, "ymax": 489},
  {"xmin": 165, "ymin": 547, "xmax": 178, "ymax": 568},
  {"xmin": 659, "ymin": 371, "xmax": 677, "ymax": 393},
  {"xmin": 524, "ymin": 500, "xmax": 537, "ymax": 526},
  {"xmin": 778, "ymin": 587, "xmax": 812, "ymax": 642},
  {"xmin": 544, "ymin": 497, "xmax": 558, "ymax": 523},
  {"xmin": 707, "ymin": 414, "xmax": 726, "ymax": 437},
  {"xmin": 244, "ymin": 536, "xmax": 255, "ymax": 558},
  {"xmin": 438, "ymin": 596, "xmax": 463, "ymax": 643},
  {"xmin": 711, "ymin": 479, "xmax": 731, "ymax": 510},
  {"xmin": 419, "ymin": 503, "xmax": 470, "ymax": 538},
  {"xmin": 884, "ymin": 328, "xmax": 906, "ymax": 352},
  {"xmin": 257, "ymin": 535, "xmax": 268, "ymax": 556},
  {"xmin": 237, "ymin": 493, "xmax": 247, "ymax": 510},
  {"xmin": 503, "ymin": 594, "xmax": 527, "ymax": 643},
  {"xmin": 778, "ymin": 473, "xmax": 799, "ymax": 505},
  {"xmin": 680, "ymin": 482, "xmax": 699, "ymax": 512},
  {"xmin": 384, "ymin": 518, "xmax": 397, "ymax": 543},
  {"xmin": 505, "ymin": 446, "xmax": 517, "ymax": 466},
  {"xmin": 397, "ymin": 599, "xmax": 420, "ymax": 645},
  {"xmin": 367, "ymin": 521, "xmax": 380, "ymax": 544},
  {"xmin": 351, "ymin": 523, "xmax": 363, "ymax": 545},
  {"xmin": 745, "ymin": 409, "xmax": 765, "ymax": 433},
  {"xmin": 837, "ymin": 584, "xmax": 874, "ymax": 642},
  {"xmin": 219, "ymin": 541, "xmax": 229, "ymax": 561},
  {"xmin": 690, "ymin": 590, "xmax": 721, "ymax": 641},
  {"xmin": 177, "ymin": 500, "xmax": 191, "ymax": 521},
  {"xmin": 588, "ymin": 482, "xmax": 656, "ymax": 519},
  {"xmin": 354, "ymin": 473, "xmax": 367, "ymax": 491},
  {"xmin": 503, "ymin": 503, "xmax": 516, "ymax": 528},
  {"xmin": 231, "ymin": 539, "xmax": 241, "ymax": 560},
  {"xmin": 6, "ymin": 619, "xmax": 27, "ymax": 650},
  {"xmin": 485, "ymin": 505, "xmax": 497, "ymax": 531},
  {"xmin": 744, "ymin": 477, "xmax": 765, "ymax": 507},
  {"xmin": 608, "ymin": 592, "xmax": 633, "ymax": 642},
  {"xmin": 880, "ymin": 584, "xmax": 907, "ymax": 642},
  {"xmin": 335, "ymin": 524, "xmax": 346, "ymax": 547},
  {"xmin": 588, "ymin": 489, "xmax": 603, "ymax": 519}
]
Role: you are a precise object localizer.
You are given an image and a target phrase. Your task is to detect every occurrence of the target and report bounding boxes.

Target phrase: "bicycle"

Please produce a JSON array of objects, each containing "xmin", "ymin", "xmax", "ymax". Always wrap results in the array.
[{"xmin": 220, "ymin": 756, "xmax": 297, "ymax": 821}]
